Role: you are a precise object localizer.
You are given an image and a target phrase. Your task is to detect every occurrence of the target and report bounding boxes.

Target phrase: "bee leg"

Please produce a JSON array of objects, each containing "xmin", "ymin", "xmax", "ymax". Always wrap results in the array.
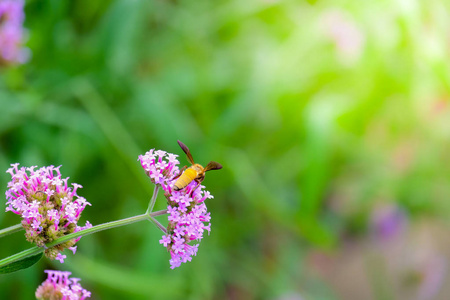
[
  {"xmin": 171, "ymin": 166, "xmax": 187, "ymax": 180},
  {"xmin": 190, "ymin": 179, "xmax": 203, "ymax": 196}
]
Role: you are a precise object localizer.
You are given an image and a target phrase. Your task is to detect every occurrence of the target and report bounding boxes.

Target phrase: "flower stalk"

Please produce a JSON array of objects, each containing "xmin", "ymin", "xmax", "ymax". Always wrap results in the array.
[
  {"xmin": 0, "ymin": 209, "xmax": 168, "ymax": 269},
  {"xmin": 0, "ymin": 223, "xmax": 23, "ymax": 238},
  {"xmin": 146, "ymin": 185, "xmax": 160, "ymax": 214}
]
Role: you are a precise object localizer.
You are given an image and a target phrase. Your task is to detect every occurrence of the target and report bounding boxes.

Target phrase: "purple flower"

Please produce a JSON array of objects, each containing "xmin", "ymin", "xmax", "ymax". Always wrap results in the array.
[
  {"xmin": 371, "ymin": 204, "xmax": 407, "ymax": 242},
  {"xmin": 55, "ymin": 253, "xmax": 66, "ymax": 264},
  {"xmin": 163, "ymin": 183, "xmax": 212, "ymax": 269},
  {"xmin": 5, "ymin": 164, "xmax": 91, "ymax": 262},
  {"xmin": 138, "ymin": 149, "xmax": 180, "ymax": 187},
  {"xmin": 0, "ymin": 0, "xmax": 30, "ymax": 65},
  {"xmin": 140, "ymin": 148, "xmax": 215, "ymax": 269},
  {"xmin": 35, "ymin": 269, "xmax": 91, "ymax": 300},
  {"xmin": 159, "ymin": 235, "xmax": 171, "ymax": 247}
]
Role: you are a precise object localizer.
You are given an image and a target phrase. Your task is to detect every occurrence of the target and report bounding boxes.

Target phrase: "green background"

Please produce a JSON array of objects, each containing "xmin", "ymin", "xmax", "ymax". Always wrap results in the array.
[{"xmin": 1, "ymin": 0, "xmax": 450, "ymax": 299}]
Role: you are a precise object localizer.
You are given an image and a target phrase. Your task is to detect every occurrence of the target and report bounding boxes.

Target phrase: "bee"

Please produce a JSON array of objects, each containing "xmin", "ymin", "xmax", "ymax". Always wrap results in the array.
[{"xmin": 173, "ymin": 140, "xmax": 222, "ymax": 191}]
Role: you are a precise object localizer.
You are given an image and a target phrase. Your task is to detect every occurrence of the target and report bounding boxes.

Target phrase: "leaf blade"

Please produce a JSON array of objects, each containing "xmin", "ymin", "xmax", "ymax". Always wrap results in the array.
[{"xmin": 0, "ymin": 253, "xmax": 43, "ymax": 274}]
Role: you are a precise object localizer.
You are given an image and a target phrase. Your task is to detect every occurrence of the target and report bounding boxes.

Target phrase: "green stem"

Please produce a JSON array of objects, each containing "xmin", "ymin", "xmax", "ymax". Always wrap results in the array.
[
  {"xmin": 0, "ymin": 245, "xmax": 44, "ymax": 268},
  {"xmin": 0, "ymin": 223, "xmax": 23, "ymax": 238},
  {"xmin": 148, "ymin": 216, "xmax": 167, "ymax": 234},
  {"xmin": 0, "ymin": 210, "xmax": 167, "ymax": 268},
  {"xmin": 46, "ymin": 213, "xmax": 149, "ymax": 248},
  {"xmin": 146, "ymin": 185, "xmax": 160, "ymax": 214}
]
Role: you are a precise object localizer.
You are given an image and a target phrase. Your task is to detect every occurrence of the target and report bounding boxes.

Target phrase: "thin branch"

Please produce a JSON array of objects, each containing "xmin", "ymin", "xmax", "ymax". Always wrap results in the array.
[{"xmin": 0, "ymin": 224, "xmax": 23, "ymax": 238}]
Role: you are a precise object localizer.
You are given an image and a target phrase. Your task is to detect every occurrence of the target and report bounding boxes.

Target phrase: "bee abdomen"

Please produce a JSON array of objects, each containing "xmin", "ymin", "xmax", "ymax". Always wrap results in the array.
[{"xmin": 174, "ymin": 168, "xmax": 197, "ymax": 191}]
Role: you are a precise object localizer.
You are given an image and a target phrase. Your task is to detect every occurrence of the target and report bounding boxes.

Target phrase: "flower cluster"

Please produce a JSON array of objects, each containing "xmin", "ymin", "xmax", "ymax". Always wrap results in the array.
[
  {"xmin": 139, "ymin": 149, "xmax": 214, "ymax": 269},
  {"xmin": 5, "ymin": 163, "xmax": 91, "ymax": 262},
  {"xmin": 0, "ymin": 0, "xmax": 30, "ymax": 65},
  {"xmin": 35, "ymin": 270, "xmax": 91, "ymax": 300},
  {"xmin": 139, "ymin": 149, "xmax": 180, "ymax": 187},
  {"xmin": 161, "ymin": 182, "xmax": 213, "ymax": 269}
]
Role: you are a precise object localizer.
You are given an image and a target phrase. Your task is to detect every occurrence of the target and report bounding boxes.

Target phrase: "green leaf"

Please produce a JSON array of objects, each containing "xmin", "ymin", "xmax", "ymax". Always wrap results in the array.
[{"xmin": 0, "ymin": 253, "xmax": 43, "ymax": 274}]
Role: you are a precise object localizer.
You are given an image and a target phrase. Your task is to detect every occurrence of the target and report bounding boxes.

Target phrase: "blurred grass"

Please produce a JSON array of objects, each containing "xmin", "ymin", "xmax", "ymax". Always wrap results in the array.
[{"xmin": 1, "ymin": 0, "xmax": 450, "ymax": 299}]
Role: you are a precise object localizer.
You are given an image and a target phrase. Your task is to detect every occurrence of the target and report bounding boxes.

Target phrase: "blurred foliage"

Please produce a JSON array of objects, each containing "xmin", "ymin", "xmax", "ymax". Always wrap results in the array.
[{"xmin": 1, "ymin": 0, "xmax": 450, "ymax": 299}]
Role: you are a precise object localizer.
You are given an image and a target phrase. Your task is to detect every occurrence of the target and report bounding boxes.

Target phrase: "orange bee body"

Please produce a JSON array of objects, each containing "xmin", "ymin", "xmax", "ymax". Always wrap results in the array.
[{"xmin": 173, "ymin": 141, "xmax": 222, "ymax": 191}]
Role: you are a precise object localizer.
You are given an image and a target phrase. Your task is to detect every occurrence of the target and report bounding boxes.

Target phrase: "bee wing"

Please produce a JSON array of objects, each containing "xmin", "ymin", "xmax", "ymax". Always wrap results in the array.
[
  {"xmin": 204, "ymin": 161, "xmax": 223, "ymax": 172},
  {"xmin": 177, "ymin": 140, "xmax": 195, "ymax": 165}
]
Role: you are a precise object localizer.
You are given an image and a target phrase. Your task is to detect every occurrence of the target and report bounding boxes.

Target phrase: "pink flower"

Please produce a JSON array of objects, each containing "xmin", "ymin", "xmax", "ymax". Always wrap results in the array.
[
  {"xmin": 138, "ymin": 149, "xmax": 180, "ymax": 186},
  {"xmin": 55, "ymin": 253, "xmax": 66, "ymax": 263},
  {"xmin": 35, "ymin": 269, "xmax": 91, "ymax": 300},
  {"xmin": 0, "ymin": 0, "xmax": 30, "ymax": 64},
  {"xmin": 139, "ymin": 148, "xmax": 215, "ymax": 269},
  {"xmin": 5, "ymin": 164, "xmax": 91, "ymax": 262}
]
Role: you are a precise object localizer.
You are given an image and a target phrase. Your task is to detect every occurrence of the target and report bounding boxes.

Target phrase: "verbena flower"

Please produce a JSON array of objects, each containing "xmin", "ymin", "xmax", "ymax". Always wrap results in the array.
[
  {"xmin": 139, "ymin": 149, "xmax": 214, "ymax": 269},
  {"xmin": 139, "ymin": 149, "xmax": 180, "ymax": 186},
  {"xmin": 0, "ymin": 0, "xmax": 30, "ymax": 64},
  {"xmin": 35, "ymin": 269, "xmax": 91, "ymax": 300},
  {"xmin": 162, "ymin": 182, "xmax": 213, "ymax": 269},
  {"xmin": 5, "ymin": 163, "xmax": 91, "ymax": 262}
]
